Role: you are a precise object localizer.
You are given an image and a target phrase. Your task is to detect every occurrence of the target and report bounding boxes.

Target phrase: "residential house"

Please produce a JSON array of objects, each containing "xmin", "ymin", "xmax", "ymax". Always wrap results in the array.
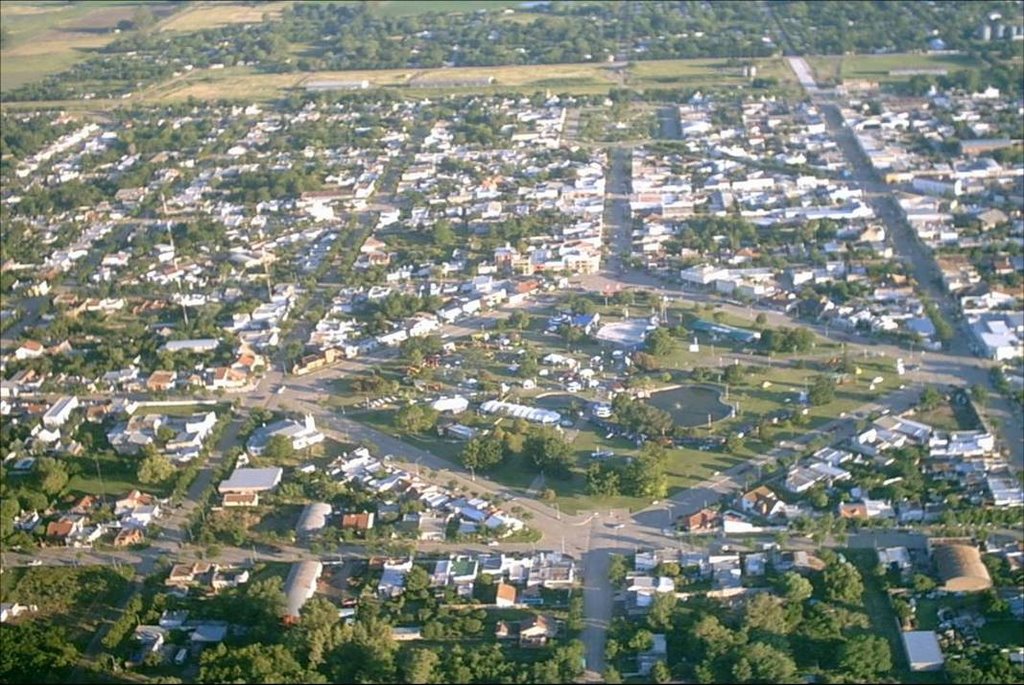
[
  {"xmin": 114, "ymin": 528, "xmax": 144, "ymax": 547},
  {"xmin": 146, "ymin": 370, "xmax": 177, "ymax": 392},
  {"xmin": 739, "ymin": 486, "xmax": 785, "ymax": 518},
  {"xmin": 341, "ymin": 512, "xmax": 375, "ymax": 534},
  {"xmin": 495, "ymin": 582, "xmax": 518, "ymax": 607},
  {"xmin": 518, "ymin": 615, "xmax": 557, "ymax": 648}
]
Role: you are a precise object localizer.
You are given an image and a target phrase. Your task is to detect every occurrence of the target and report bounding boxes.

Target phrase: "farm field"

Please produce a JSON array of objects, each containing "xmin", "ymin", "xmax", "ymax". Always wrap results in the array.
[
  {"xmin": 806, "ymin": 52, "xmax": 984, "ymax": 84},
  {"xmin": 0, "ymin": 1, "xmax": 180, "ymax": 92},
  {"xmin": 158, "ymin": 0, "xmax": 292, "ymax": 32}
]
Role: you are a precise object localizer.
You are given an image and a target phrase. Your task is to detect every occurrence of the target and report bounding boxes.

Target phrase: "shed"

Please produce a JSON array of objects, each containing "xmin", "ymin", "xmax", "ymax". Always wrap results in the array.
[
  {"xmin": 902, "ymin": 630, "xmax": 944, "ymax": 672},
  {"xmin": 933, "ymin": 543, "xmax": 993, "ymax": 592},
  {"xmin": 283, "ymin": 560, "xmax": 323, "ymax": 623},
  {"xmin": 296, "ymin": 502, "xmax": 332, "ymax": 536}
]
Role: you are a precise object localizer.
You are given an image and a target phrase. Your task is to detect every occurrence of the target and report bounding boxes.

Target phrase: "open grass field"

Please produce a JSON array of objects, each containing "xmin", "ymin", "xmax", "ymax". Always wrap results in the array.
[
  {"xmin": 143, "ymin": 59, "xmax": 621, "ymax": 102},
  {"xmin": 806, "ymin": 52, "xmax": 983, "ymax": 84},
  {"xmin": 0, "ymin": 1, "xmax": 180, "ymax": 92},
  {"xmin": 158, "ymin": 0, "xmax": 292, "ymax": 32},
  {"xmin": 2, "ymin": 52, "xmax": 799, "ymax": 107},
  {"xmin": 630, "ymin": 57, "xmax": 797, "ymax": 90}
]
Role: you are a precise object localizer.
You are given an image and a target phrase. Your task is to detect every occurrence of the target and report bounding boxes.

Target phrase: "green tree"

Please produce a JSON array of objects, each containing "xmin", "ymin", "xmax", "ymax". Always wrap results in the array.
[
  {"xmin": 622, "ymin": 443, "xmax": 667, "ymax": 498},
  {"xmin": 604, "ymin": 665, "xmax": 623, "ymax": 684},
  {"xmin": 566, "ymin": 593, "xmax": 584, "ymax": 633},
  {"xmin": 1, "ymin": 495, "xmax": 21, "ymax": 539},
  {"xmin": 725, "ymin": 433, "xmax": 745, "ymax": 453},
  {"xmin": 404, "ymin": 565, "xmax": 431, "ymax": 601},
  {"xmin": 403, "ymin": 648, "xmax": 439, "ymax": 684},
  {"xmin": 723, "ymin": 363, "xmax": 745, "ymax": 384},
  {"xmin": 459, "ymin": 437, "xmax": 503, "ymax": 472},
  {"xmin": 692, "ymin": 614, "xmax": 743, "ymax": 660},
  {"xmin": 838, "ymin": 634, "xmax": 891, "ymax": 680},
  {"xmin": 585, "ymin": 463, "xmax": 621, "ymax": 497},
  {"xmin": 809, "ymin": 375, "xmax": 835, "ymax": 406},
  {"xmin": 823, "ymin": 560, "xmax": 864, "ymax": 604},
  {"xmin": 288, "ymin": 597, "xmax": 350, "ymax": 668},
  {"xmin": 646, "ymin": 327, "xmax": 675, "ymax": 356},
  {"xmin": 651, "ymin": 660, "xmax": 672, "ymax": 683},
  {"xmin": 0, "ymin": 622, "xmax": 79, "ymax": 683},
  {"xmin": 137, "ymin": 452, "xmax": 175, "ymax": 484},
  {"xmin": 647, "ymin": 592, "xmax": 677, "ymax": 632},
  {"xmin": 731, "ymin": 641, "xmax": 799, "ymax": 684},
  {"xmin": 743, "ymin": 592, "xmax": 787, "ymax": 636},
  {"xmin": 262, "ymin": 434, "xmax": 296, "ymax": 462},
  {"xmin": 522, "ymin": 428, "xmax": 574, "ymax": 478},
  {"xmin": 198, "ymin": 643, "xmax": 319, "ymax": 684},
  {"xmin": 608, "ymin": 554, "xmax": 629, "ymax": 585},
  {"xmin": 36, "ymin": 457, "xmax": 69, "ymax": 496},
  {"xmin": 911, "ymin": 573, "xmax": 936, "ymax": 594},
  {"xmin": 778, "ymin": 571, "xmax": 813, "ymax": 603},
  {"xmin": 395, "ymin": 404, "xmax": 439, "ymax": 434}
]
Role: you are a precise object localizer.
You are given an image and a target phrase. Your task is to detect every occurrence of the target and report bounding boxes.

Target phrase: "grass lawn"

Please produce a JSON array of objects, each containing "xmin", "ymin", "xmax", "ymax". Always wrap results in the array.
[
  {"xmin": 911, "ymin": 399, "xmax": 980, "ymax": 432},
  {"xmin": 806, "ymin": 52, "xmax": 984, "ymax": 84},
  {"xmin": 979, "ymin": 618, "xmax": 1024, "ymax": 647},
  {"xmin": 66, "ymin": 450, "xmax": 156, "ymax": 499}
]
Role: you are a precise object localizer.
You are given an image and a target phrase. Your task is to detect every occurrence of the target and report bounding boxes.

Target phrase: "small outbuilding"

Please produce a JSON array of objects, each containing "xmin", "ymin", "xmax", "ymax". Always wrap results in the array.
[
  {"xmin": 296, "ymin": 502, "xmax": 332, "ymax": 536},
  {"xmin": 902, "ymin": 630, "xmax": 944, "ymax": 672}
]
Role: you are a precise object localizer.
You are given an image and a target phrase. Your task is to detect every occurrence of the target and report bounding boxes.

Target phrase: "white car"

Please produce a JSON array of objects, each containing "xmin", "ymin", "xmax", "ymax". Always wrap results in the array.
[
  {"xmin": 27, "ymin": 560, "xmax": 43, "ymax": 567},
  {"xmin": 277, "ymin": 386, "xmax": 286, "ymax": 395}
]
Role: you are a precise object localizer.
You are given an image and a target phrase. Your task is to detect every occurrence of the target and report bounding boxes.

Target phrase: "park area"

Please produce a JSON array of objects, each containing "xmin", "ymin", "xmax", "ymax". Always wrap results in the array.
[{"xmin": 332, "ymin": 293, "xmax": 907, "ymax": 514}]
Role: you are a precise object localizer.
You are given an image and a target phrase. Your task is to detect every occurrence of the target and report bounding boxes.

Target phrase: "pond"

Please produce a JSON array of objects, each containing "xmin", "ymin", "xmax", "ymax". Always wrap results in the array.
[
  {"xmin": 648, "ymin": 385, "xmax": 733, "ymax": 427},
  {"xmin": 534, "ymin": 393, "xmax": 589, "ymax": 414}
]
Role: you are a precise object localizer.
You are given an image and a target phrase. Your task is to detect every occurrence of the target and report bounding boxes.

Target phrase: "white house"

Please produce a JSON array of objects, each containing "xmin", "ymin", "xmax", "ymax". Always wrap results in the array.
[{"xmin": 42, "ymin": 396, "xmax": 79, "ymax": 429}]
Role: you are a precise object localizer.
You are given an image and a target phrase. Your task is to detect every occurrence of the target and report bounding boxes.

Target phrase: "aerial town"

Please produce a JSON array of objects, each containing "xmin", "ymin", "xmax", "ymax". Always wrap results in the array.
[{"xmin": 0, "ymin": 1, "xmax": 1021, "ymax": 684}]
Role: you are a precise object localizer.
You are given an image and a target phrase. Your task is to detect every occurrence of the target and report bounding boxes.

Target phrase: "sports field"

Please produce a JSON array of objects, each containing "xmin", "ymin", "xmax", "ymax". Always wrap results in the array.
[{"xmin": 806, "ymin": 52, "xmax": 983, "ymax": 84}]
